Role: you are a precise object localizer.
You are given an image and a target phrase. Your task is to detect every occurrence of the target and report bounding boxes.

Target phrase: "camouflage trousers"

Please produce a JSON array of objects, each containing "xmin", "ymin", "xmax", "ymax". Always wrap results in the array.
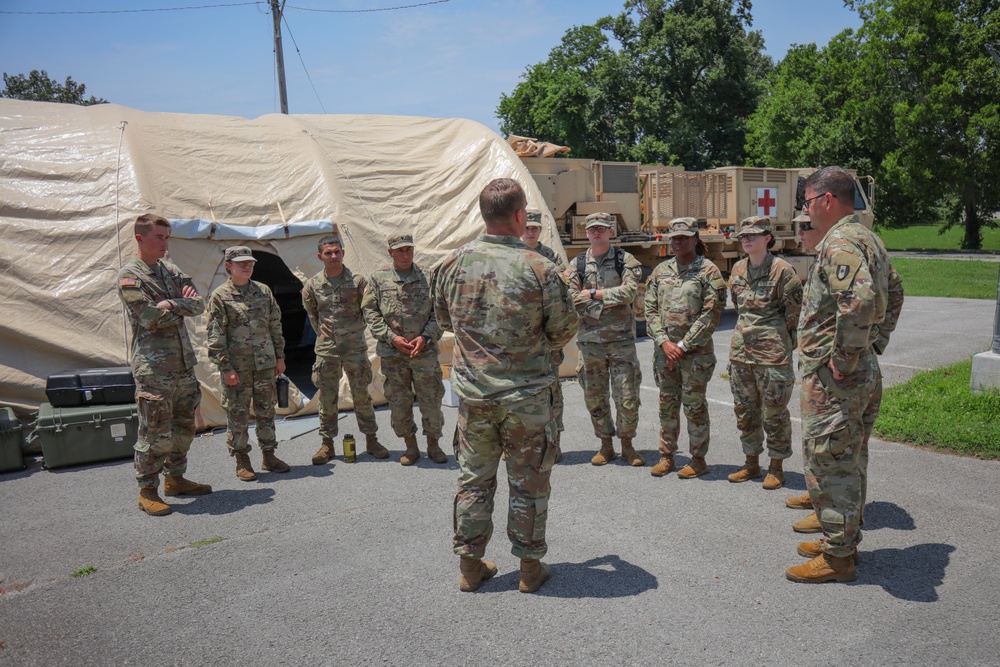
[
  {"xmin": 728, "ymin": 361, "xmax": 795, "ymax": 460},
  {"xmin": 221, "ymin": 366, "xmax": 278, "ymax": 455},
  {"xmin": 801, "ymin": 350, "xmax": 882, "ymax": 558},
  {"xmin": 380, "ymin": 354, "xmax": 445, "ymax": 439},
  {"xmin": 313, "ymin": 353, "xmax": 378, "ymax": 440},
  {"xmin": 654, "ymin": 347, "xmax": 715, "ymax": 458},
  {"xmin": 134, "ymin": 367, "xmax": 201, "ymax": 489},
  {"xmin": 551, "ymin": 349, "xmax": 565, "ymax": 433},
  {"xmin": 453, "ymin": 387, "xmax": 558, "ymax": 561},
  {"xmin": 576, "ymin": 340, "xmax": 641, "ymax": 439}
]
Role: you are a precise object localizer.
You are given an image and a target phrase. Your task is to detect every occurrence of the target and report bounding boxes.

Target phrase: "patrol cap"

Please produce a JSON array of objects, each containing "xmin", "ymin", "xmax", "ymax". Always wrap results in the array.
[
  {"xmin": 225, "ymin": 246, "xmax": 256, "ymax": 263},
  {"xmin": 665, "ymin": 217, "xmax": 699, "ymax": 238},
  {"xmin": 735, "ymin": 216, "xmax": 771, "ymax": 237},
  {"xmin": 525, "ymin": 209, "xmax": 543, "ymax": 227},
  {"xmin": 585, "ymin": 212, "xmax": 616, "ymax": 230},
  {"xmin": 387, "ymin": 234, "xmax": 415, "ymax": 250}
]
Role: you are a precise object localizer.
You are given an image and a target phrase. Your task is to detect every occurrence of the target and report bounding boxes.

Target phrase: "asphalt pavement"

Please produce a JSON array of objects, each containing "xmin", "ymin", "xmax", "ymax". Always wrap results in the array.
[{"xmin": 1, "ymin": 295, "xmax": 998, "ymax": 666}]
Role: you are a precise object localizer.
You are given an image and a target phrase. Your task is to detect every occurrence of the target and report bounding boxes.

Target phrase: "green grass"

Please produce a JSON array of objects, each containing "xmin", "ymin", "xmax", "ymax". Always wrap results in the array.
[
  {"xmin": 878, "ymin": 224, "xmax": 1000, "ymax": 251},
  {"xmin": 890, "ymin": 258, "xmax": 999, "ymax": 299},
  {"xmin": 70, "ymin": 565, "xmax": 97, "ymax": 577},
  {"xmin": 189, "ymin": 536, "xmax": 225, "ymax": 549},
  {"xmin": 874, "ymin": 359, "xmax": 1000, "ymax": 459}
]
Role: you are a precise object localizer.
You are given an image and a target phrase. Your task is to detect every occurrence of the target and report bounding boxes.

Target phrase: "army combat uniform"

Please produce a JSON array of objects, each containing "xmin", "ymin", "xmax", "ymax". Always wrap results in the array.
[
  {"xmin": 117, "ymin": 257, "xmax": 204, "ymax": 491},
  {"xmin": 433, "ymin": 233, "xmax": 577, "ymax": 563},
  {"xmin": 206, "ymin": 276, "xmax": 285, "ymax": 458},
  {"xmin": 361, "ymin": 257, "xmax": 445, "ymax": 457},
  {"xmin": 798, "ymin": 214, "xmax": 903, "ymax": 559},
  {"xmin": 527, "ymin": 240, "xmax": 568, "ymax": 443},
  {"xmin": 302, "ymin": 266, "xmax": 380, "ymax": 449},
  {"xmin": 728, "ymin": 252, "xmax": 802, "ymax": 468},
  {"xmin": 645, "ymin": 254, "xmax": 726, "ymax": 463}
]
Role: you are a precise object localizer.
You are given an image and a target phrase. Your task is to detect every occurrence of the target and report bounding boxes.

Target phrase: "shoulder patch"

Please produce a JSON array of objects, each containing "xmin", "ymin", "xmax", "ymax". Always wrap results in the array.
[
  {"xmin": 120, "ymin": 277, "xmax": 137, "ymax": 288},
  {"xmin": 828, "ymin": 255, "xmax": 862, "ymax": 290}
]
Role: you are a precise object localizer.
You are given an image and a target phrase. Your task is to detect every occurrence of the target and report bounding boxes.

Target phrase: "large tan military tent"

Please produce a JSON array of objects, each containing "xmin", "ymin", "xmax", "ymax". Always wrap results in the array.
[{"xmin": 0, "ymin": 98, "xmax": 570, "ymax": 427}]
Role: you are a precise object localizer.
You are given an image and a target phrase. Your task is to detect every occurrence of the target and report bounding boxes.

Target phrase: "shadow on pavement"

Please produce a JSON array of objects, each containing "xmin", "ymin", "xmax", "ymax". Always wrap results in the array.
[
  {"xmin": 483, "ymin": 554, "xmax": 657, "ymax": 598},
  {"xmin": 854, "ymin": 543, "xmax": 955, "ymax": 602},
  {"xmin": 863, "ymin": 501, "xmax": 917, "ymax": 531},
  {"xmin": 171, "ymin": 487, "xmax": 276, "ymax": 515}
]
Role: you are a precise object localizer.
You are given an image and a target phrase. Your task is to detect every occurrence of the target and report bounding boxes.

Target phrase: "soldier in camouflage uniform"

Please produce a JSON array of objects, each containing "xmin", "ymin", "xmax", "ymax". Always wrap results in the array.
[
  {"xmin": 117, "ymin": 214, "xmax": 211, "ymax": 517},
  {"xmin": 644, "ymin": 218, "xmax": 727, "ymax": 479},
  {"xmin": 567, "ymin": 212, "xmax": 646, "ymax": 467},
  {"xmin": 726, "ymin": 217, "xmax": 803, "ymax": 490},
  {"xmin": 433, "ymin": 179, "xmax": 577, "ymax": 594},
  {"xmin": 302, "ymin": 234, "xmax": 389, "ymax": 464},
  {"xmin": 207, "ymin": 246, "xmax": 290, "ymax": 482},
  {"xmin": 786, "ymin": 167, "xmax": 903, "ymax": 584},
  {"xmin": 361, "ymin": 234, "xmax": 447, "ymax": 466},
  {"xmin": 521, "ymin": 209, "xmax": 566, "ymax": 460}
]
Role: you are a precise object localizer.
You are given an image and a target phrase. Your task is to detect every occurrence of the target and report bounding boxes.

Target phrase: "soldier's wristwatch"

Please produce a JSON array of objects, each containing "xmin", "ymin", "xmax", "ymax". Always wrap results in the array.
[{"xmin": 589, "ymin": 288, "xmax": 597, "ymax": 299}]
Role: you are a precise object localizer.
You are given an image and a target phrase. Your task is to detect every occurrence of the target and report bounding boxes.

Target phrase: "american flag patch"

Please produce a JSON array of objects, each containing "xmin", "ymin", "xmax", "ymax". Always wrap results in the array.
[{"xmin": 120, "ymin": 277, "xmax": 137, "ymax": 287}]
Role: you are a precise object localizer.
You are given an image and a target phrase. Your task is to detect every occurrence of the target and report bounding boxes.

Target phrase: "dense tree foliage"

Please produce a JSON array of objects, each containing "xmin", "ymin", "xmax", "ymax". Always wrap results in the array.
[
  {"xmin": 497, "ymin": 0, "xmax": 772, "ymax": 170},
  {"xmin": 2, "ymin": 70, "xmax": 107, "ymax": 106}
]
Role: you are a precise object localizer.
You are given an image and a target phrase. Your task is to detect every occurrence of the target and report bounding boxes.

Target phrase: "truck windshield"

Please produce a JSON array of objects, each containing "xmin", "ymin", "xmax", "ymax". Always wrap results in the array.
[{"xmin": 854, "ymin": 183, "xmax": 866, "ymax": 211}]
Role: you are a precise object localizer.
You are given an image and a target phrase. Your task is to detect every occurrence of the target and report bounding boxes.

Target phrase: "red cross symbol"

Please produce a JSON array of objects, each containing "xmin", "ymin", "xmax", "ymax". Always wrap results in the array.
[{"xmin": 757, "ymin": 188, "xmax": 776, "ymax": 216}]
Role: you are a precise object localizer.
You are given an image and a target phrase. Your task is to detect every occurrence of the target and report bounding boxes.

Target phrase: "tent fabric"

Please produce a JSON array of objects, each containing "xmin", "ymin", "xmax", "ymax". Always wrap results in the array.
[{"xmin": 0, "ymin": 99, "xmax": 574, "ymax": 427}]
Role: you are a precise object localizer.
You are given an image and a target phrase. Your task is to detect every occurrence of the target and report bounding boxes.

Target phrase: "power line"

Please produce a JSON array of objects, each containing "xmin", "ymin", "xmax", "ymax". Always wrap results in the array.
[
  {"xmin": 287, "ymin": 0, "xmax": 451, "ymax": 13},
  {"xmin": 281, "ymin": 13, "xmax": 327, "ymax": 113},
  {"xmin": 0, "ymin": 2, "xmax": 260, "ymax": 14}
]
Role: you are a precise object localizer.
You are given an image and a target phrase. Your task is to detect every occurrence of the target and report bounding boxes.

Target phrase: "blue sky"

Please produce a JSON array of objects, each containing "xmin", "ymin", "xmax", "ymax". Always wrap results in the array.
[{"xmin": 0, "ymin": 0, "xmax": 862, "ymax": 133}]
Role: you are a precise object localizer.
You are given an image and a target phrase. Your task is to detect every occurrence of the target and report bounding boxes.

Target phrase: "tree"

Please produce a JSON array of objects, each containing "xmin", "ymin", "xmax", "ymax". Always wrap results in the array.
[
  {"xmin": 2, "ymin": 70, "xmax": 107, "ymax": 106},
  {"xmin": 497, "ymin": 0, "xmax": 772, "ymax": 169}
]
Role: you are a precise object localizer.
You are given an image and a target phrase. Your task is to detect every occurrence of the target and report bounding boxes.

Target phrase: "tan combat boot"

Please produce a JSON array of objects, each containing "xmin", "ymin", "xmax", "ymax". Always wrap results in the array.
[
  {"xmin": 797, "ymin": 540, "xmax": 859, "ymax": 565},
  {"xmin": 620, "ymin": 438, "xmax": 645, "ymax": 467},
  {"xmin": 762, "ymin": 459, "xmax": 784, "ymax": 490},
  {"xmin": 677, "ymin": 455, "xmax": 709, "ymax": 479},
  {"xmin": 261, "ymin": 449, "xmax": 290, "ymax": 473},
  {"xmin": 163, "ymin": 475, "xmax": 212, "ymax": 496},
  {"xmin": 650, "ymin": 454, "xmax": 675, "ymax": 477},
  {"xmin": 426, "ymin": 437, "xmax": 448, "ymax": 464},
  {"xmin": 786, "ymin": 492, "xmax": 813, "ymax": 510},
  {"xmin": 366, "ymin": 434, "xmax": 390, "ymax": 459},
  {"xmin": 785, "ymin": 553, "xmax": 856, "ymax": 583},
  {"xmin": 400, "ymin": 435, "xmax": 420, "ymax": 466},
  {"xmin": 519, "ymin": 558, "xmax": 552, "ymax": 593},
  {"xmin": 591, "ymin": 437, "xmax": 617, "ymax": 466},
  {"xmin": 138, "ymin": 487, "xmax": 171, "ymax": 516},
  {"xmin": 234, "ymin": 450, "xmax": 257, "ymax": 482},
  {"xmin": 727, "ymin": 454, "xmax": 761, "ymax": 483},
  {"xmin": 459, "ymin": 556, "xmax": 498, "ymax": 592},
  {"xmin": 793, "ymin": 511, "xmax": 822, "ymax": 533},
  {"xmin": 312, "ymin": 439, "xmax": 334, "ymax": 465}
]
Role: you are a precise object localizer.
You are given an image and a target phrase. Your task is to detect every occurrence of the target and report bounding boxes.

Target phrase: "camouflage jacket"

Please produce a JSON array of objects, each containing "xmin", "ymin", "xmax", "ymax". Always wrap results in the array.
[
  {"xmin": 206, "ymin": 279, "xmax": 285, "ymax": 374},
  {"xmin": 645, "ymin": 255, "xmax": 726, "ymax": 355},
  {"xmin": 798, "ymin": 215, "xmax": 905, "ymax": 376},
  {"xmin": 729, "ymin": 253, "xmax": 803, "ymax": 366},
  {"xmin": 302, "ymin": 267, "xmax": 369, "ymax": 358},
  {"xmin": 567, "ymin": 246, "xmax": 643, "ymax": 344},
  {"xmin": 117, "ymin": 257, "xmax": 203, "ymax": 377},
  {"xmin": 361, "ymin": 263, "xmax": 440, "ymax": 359},
  {"xmin": 531, "ymin": 242, "xmax": 566, "ymax": 272},
  {"xmin": 432, "ymin": 233, "xmax": 577, "ymax": 405}
]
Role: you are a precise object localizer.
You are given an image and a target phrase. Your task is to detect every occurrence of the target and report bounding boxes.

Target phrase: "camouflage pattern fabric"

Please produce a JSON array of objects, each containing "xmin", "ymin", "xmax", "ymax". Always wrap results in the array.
[
  {"xmin": 576, "ymin": 340, "xmax": 641, "ymax": 439},
  {"xmin": 644, "ymin": 255, "xmax": 726, "ymax": 355},
  {"xmin": 798, "ymin": 215, "xmax": 903, "ymax": 557},
  {"xmin": 526, "ymin": 242, "xmax": 567, "ymax": 433},
  {"xmin": 728, "ymin": 361, "xmax": 795, "ymax": 459},
  {"xmin": 727, "ymin": 253, "xmax": 802, "ymax": 459},
  {"xmin": 207, "ymin": 279, "xmax": 285, "ymax": 374},
  {"xmin": 532, "ymin": 242, "xmax": 566, "ymax": 272},
  {"xmin": 361, "ymin": 264, "xmax": 440, "ymax": 359},
  {"xmin": 567, "ymin": 247, "xmax": 643, "ymax": 344},
  {"xmin": 380, "ymin": 353, "xmax": 445, "ymax": 438},
  {"xmin": 453, "ymin": 386, "xmax": 559, "ymax": 560},
  {"xmin": 133, "ymin": 369, "xmax": 201, "ymax": 489},
  {"xmin": 433, "ymin": 233, "xmax": 576, "ymax": 559},
  {"xmin": 220, "ymin": 367, "xmax": 279, "ymax": 454},
  {"xmin": 117, "ymin": 257, "xmax": 204, "ymax": 488},
  {"xmin": 302, "ymin": 267, "xmax": 378, "ymax": 439},
  {"xmin": 653, "ymin": 348, "xmax": 715, "ymax": 457}
]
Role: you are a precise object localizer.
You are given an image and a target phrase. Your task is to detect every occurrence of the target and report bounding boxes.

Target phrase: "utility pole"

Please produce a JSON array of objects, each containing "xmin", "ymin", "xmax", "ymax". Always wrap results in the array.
[{"xmin": 271, "ymin": 0, "xmax": 289, "ymax": 114}]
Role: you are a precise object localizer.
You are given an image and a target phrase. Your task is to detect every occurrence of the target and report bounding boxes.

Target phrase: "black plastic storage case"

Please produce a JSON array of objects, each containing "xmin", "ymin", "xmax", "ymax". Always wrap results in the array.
[
  {"xmin": 31, "ymin": 402, "xmax": 138, "ymax": 469},
  {"xmin": 45, "ymin": 367, "xmax": 136, "ymax": 407},
  {"xmin": 0, "ymin": 406, "xmax": 24, "ymax": 473}
]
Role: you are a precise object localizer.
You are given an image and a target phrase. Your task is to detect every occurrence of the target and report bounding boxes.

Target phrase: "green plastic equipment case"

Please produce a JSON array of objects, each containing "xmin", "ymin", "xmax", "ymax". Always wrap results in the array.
[
  {"xmin": 30, "ymin": 402, "xmax": 138, "ymax": 469},
  {"xmin": 0, "ymin": 407, "xmax": 24, "ymax": 473}
]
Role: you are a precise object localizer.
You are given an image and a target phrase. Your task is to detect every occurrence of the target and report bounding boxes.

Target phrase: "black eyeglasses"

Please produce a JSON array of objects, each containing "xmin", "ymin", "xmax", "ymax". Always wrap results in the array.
[
  {"xmin": 798, "ymin": 219, "xmax": 814, "ymax": 231},
  {"xmin": 802, "ymin": 192, "xmax": 833, "ymax": 210},
  {"xmin": 739, "ymin": 233, "xmax": 763, "ymax": 241}
]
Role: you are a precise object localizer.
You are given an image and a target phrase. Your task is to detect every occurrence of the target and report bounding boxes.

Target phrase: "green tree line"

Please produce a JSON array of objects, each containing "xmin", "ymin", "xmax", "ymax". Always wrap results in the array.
[{"xmin": 497, "ymin": 0, "xmax": 999, "ymax": 249}]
